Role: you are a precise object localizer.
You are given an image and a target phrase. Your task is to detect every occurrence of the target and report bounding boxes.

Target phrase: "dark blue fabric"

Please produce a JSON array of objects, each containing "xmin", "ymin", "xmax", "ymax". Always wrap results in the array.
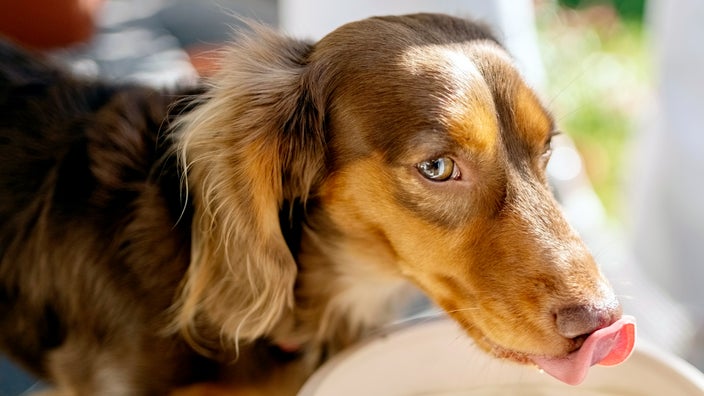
[{"xmin": 0, "ymin": 357, "xmax": 42, "ymax": 396}]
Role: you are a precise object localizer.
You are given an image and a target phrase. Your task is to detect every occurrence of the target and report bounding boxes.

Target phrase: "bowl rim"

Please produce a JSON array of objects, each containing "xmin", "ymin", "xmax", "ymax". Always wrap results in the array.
[{"xmin": 298, "ymin": 317, "xmax": 704, "ymax": 395}]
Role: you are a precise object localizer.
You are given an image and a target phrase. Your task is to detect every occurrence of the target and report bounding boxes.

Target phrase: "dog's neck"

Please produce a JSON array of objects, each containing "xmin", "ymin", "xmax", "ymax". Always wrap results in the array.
[{"xmin": 276, "ymin": 208, "xmax": 417, "ymax": 355}]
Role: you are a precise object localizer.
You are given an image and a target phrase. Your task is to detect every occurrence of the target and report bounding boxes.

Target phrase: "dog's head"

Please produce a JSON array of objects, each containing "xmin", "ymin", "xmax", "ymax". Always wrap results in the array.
[{"xmin": 176, "ymin": 13, "xmax": 624, "ymax": 369}]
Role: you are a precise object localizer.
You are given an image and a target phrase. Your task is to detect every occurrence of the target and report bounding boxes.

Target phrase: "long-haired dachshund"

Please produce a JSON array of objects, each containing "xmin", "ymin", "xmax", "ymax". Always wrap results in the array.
[{"xmin": 0, "ymin": 13, "xmax": 632, "ymax": 395}]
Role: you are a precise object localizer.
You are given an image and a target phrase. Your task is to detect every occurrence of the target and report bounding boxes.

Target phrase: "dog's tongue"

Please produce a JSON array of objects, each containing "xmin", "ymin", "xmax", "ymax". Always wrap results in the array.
[{"xmin": 530, "ymin": 315, "xmax": 636, "ymax": 386}]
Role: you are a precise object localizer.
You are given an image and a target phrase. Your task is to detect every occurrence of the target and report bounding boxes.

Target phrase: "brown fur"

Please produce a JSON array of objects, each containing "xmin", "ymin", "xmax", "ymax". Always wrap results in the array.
[{"xmin": 0, "ymin": 13, "xmax": 621, "ymax": 395}]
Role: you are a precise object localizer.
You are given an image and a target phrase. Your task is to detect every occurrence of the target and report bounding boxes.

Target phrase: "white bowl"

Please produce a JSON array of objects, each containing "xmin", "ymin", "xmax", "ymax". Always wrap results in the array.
[{"xmin": 298, "ymin": 319, "xmax": 704, "ymax": 396}]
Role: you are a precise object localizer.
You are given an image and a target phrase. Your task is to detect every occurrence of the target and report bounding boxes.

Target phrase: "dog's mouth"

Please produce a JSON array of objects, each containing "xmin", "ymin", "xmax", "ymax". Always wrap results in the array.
[{"xmin": 483, "ymin": 315, "xmax": 636, "ymax": 385}]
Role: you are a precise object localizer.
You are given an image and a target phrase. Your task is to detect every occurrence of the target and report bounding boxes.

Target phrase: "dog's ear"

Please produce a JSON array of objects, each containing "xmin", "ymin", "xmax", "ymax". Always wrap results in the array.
[{"xmin": 173, "ymin": 24, "xmax": 325, "ymax": 350}]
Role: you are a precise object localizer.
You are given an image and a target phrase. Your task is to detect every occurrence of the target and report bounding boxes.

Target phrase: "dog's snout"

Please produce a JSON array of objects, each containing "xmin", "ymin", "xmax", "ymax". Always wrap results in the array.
[{"xmin": 554, "ymin": 301, "xmax": 622, "ymax": 340}]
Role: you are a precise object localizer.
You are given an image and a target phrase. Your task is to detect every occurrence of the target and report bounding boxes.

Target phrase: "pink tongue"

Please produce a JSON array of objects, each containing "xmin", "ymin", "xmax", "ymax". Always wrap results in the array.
[{"xmin": 530, "ymin": 315, "xmax": 636, "ymax": 386}]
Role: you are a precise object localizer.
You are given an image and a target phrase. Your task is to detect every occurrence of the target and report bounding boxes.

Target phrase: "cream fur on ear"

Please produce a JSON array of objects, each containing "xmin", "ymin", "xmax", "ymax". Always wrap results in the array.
[{"xmin": 173, "ymin": 23, "xmax": 325, "ymax": 351}]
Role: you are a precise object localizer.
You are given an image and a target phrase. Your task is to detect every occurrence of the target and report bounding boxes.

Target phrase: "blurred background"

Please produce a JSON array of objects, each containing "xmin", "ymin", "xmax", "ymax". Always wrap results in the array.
[
  {"xmin": 536, "ymin": 0, "xmax": 649, "ymax": 219},
  {"xmin": 1, "ymin": 0, "xmax": 702, "ymax": 393}
]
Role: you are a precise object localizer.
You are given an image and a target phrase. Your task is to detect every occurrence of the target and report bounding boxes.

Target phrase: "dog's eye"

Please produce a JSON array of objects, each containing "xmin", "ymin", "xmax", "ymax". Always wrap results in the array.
[
  {"xmin": 417, "ymin": 157, "xmax": 459, "ymax": 181},
  {"xmin": 541, "ymin": 131, "xmax": 560, "ymax": 164},
  {"xmin": 541, "ymin": 146, "xmax": 553, "ymax": 161}
]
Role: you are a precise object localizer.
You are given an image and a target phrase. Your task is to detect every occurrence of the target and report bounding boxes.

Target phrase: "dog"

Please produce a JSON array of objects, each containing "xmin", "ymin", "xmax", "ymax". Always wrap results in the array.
[{"xmin": 0, "ymin": 13, "xmax": 625, "ymax": 395}]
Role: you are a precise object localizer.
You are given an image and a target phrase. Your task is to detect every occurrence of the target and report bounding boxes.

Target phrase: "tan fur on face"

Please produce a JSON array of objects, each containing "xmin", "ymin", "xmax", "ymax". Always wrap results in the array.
[
  {"xmin": 402, "ymin": 44, "xmax": 499, "ymax": 157},
  {"xmin": 467, "ymin": 41, "xmax": 554, "ymax": 149}
]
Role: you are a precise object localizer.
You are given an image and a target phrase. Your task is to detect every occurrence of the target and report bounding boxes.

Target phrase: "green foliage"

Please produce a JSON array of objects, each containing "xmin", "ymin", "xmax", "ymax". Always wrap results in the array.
[
  {"xmin": 537, "ymin": 3, "xmax": 650, "ymax": 216},
  {"xmin": 558, "ymin": 0, "xmax": 645, "ymax": 21}
]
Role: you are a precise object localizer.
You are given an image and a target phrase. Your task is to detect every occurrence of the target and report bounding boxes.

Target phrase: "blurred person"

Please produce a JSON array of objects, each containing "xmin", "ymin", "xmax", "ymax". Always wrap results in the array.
[
  {"xmin": 1, "ymin": 0, "xmax": 277, "ymax": 86},
  {"xmin": 0, "ymin": 0, "xmax": 104, "ymax": 50},
  {"xmin": 628, "ymin": 0, "xmax": 704, "ymax": 369}
]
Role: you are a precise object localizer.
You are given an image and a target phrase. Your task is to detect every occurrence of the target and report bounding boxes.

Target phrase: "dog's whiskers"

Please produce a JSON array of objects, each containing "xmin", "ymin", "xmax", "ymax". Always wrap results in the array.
[
  {"xmin": 380, "ymin": 306, "xmax": 482, "ymax": 333},
  {"xmin": 444, "ymin": 307, "xmax": 481, "ymax": 314}
]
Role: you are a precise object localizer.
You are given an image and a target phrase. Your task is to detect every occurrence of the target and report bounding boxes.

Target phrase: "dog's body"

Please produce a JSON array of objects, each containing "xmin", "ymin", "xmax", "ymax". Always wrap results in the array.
[{"xmin": 1, "ymin": 14, "xmax": 622, "ymax": 395}]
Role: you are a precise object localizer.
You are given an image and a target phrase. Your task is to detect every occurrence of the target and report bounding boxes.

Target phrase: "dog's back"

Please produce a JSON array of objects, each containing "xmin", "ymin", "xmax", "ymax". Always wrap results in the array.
[
  {"xmin": 0, "ymin": 40, "xmax": 176, "ymax": 223},
  {"xmin": 0, "ymin": 40, "xmax": 209, "ymax": 391}
]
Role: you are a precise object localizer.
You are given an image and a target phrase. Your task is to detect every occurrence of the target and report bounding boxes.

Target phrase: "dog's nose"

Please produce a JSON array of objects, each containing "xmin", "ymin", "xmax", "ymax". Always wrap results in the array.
[{"xmin": 555, "ymin": 302, "xmax": 622, "ymax": 339}]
